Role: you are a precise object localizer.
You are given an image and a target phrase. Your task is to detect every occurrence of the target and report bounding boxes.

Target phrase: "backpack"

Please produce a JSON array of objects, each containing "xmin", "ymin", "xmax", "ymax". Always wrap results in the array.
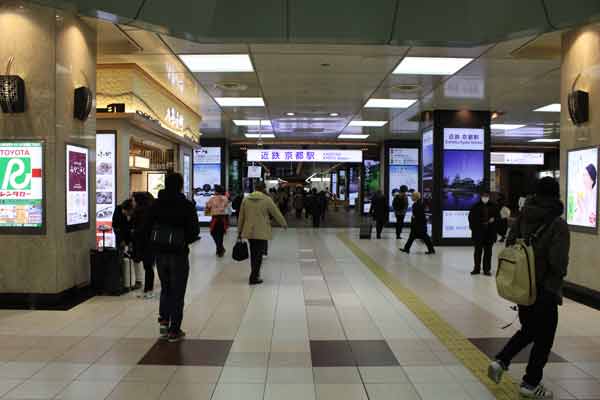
[{"xmin": 495, "ymin": 220, "xmax": 553, "ymax": 306}]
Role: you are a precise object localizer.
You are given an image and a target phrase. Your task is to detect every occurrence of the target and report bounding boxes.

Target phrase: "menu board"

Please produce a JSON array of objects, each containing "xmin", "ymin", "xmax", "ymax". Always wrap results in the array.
[
  {"xmin": 193, "ymin": 147, "xmax": 222, "ymax": 222},
  {"xmin": 96, "ymin": 133, "xmax": 116, "ymax": 247},
  {"xmin": 0, "ymin": 141, "xmax": 44, "ymax": 232},
  {"xmin": 66, "ymin": 144, "xmax": 89, "ymax": 230},
  {"xmin": 566, "ymin": 147, "xmax": 598, "ymax": 232},
  {"xmin": 442, "ymin": 128, "xmax": 485, "ymax": 238},
  {"xmin": 388, "ymin": 148, "xmax": 419, "ymax": 223}
]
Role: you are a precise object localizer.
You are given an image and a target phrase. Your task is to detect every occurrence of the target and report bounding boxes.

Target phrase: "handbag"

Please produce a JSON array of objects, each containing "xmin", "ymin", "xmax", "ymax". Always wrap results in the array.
[
  {"xmin": 232, "ymin": 239, "xmax": 249, "ymax": 261},
  {"xmin": 150, "ymin": 224, "xmax": 186, "ymax": 252}
]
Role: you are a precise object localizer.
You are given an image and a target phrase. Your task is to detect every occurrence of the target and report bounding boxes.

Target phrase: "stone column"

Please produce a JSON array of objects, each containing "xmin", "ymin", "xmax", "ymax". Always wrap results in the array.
[{"xmin": 0, "ymin": 2, "xmax": 96, "ymax": 306}]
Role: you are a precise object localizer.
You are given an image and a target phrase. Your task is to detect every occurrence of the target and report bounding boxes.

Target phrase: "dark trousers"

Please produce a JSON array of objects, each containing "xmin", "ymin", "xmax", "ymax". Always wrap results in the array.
[
  {"xmin": 473, "ymin": 243, "xmax": 493, "ymax": 273},
  {"xmin": 395, "ymin": 213, "xmax": 406, "ymax": 238},
  {"xmin": 295, "ymin": 209, "xmax": 303, "ymax": 219},
  {"xmin": 312, "ymin": 213, "xmax": 321, "ymax": 227},
  {"xmin": 143, "ymin": 255, "xmax": 155, "ymax": 292},
  {"xmin": 156, "ymin": 253, "xmax": 190, "ymax": 333},
  {"xmin": 403, "ymin": 230, "xmax": 435, "ymax": 253},
  {"xmin": 496, "ymin": 291, "xmax": 559, "ymax": 386},
  {"xmin": 375, "ymin": 219, "xmax": 385, "ymax": 238},
  {"xmin": 249, "ymin": 239, "xmax": 267, "ymax": 282},
  {"xmin": 210, "ymin": 217, "xmax": 226, "ymax": 255}
]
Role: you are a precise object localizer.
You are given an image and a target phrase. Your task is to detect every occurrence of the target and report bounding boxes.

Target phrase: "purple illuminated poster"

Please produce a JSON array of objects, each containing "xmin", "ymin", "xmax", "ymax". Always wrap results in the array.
[{"xmin": 66, "ymin": 144, "xmax": 89, "ymax": 228}]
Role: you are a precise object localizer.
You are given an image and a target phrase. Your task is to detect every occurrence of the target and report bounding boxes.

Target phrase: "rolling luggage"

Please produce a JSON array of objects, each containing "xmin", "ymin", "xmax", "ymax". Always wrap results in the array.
[
  {"xmin": 359, "ymin": 221, "xmax": 373, "ymax": 239},
  {"xmin": 90, "ymin": 248, "xmax": 128, "ymax": 295}
]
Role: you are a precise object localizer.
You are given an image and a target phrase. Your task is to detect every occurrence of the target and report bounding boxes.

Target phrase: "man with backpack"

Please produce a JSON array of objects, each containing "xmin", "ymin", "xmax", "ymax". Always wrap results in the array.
[
  {"xmin": 488, "ymin": 177, "xmax": 570, "ymax": 399},
  {"xmin": 392, "ymin": 185, "xmax": 409, "ymax": 239},
  {"xmin": 145, "ymin": 173, "xmax": 200, "ymax": 343}
]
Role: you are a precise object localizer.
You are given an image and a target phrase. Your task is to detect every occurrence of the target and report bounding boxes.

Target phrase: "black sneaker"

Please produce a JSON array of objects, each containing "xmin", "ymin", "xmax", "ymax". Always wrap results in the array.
[
  {"xmin": 400, "ymin": 249, "xmax": 410, "ymax": 254},
  {"xmin": 168, "ymin": 330, "xmax": 186, "ymax": 343},
  {"xmin": 159, "ymin": 319, "xmax": 169, "ymax": 339},
  {"xmin": 483, "ymin": 270, "xmax": 492, "ymax": 276},
  {"xmin": 249, "ymin": 279, "xmax": 264, "ymax": 285},
  {"xmin": 470, "ymin": 269, "xmax": 481, "ymax": 275}
]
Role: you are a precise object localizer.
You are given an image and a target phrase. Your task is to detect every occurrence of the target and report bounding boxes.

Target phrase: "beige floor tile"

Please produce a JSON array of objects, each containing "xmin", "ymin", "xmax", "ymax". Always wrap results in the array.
[
  {"xmin": 575, "ymin": 362, "xmax": 600, "ymax": 379},
  {"xmin": 219, "ymin": 366, "xmax": 266, "ymax": 383},
  {"xmin": 211, "ymin": 383, "xmax": 265, "ymax": 400},
  {"xmin": 264, "ymin": 383, "xmax": 316, "ymax": 400},
  {"xmin": 77, "ymin": 365, "xmax": 133, "ymax": 381},
  {"xmin": 158, "ymin": 382, "xmax": 214, "ymax": 400},
  {"xmin": 170, "ymin": 366, "xmax": 222, "ymax": 383},
  {"xmin": 461, "ymin": 381, "xmax": 496, "ymax": 400},
  {"xmin": 555, "ymin": 378, "xmax": 600, "ymax": 398},
  {"xmin": 105, "ymin": 382, "xmax": 167, "ymax": 400},
  {"xmin": 0, "ymin": 362, "xmax": 47, "ymax": 379},
  {"xmin": 403, "ymin": 366, "xmax": 457, "ymax": 384},
  {"xmin": 359, "ymin": 367, "xmax": 408, "ymax": 383},
  {"xmin": 315, "ymin": 384, "xmax": 368, "ymax": 400},
  {"xmin": 55, "ymin": 380, "xmax": 119, "ymax": 400},
  {"xmin": 267, "ymin": 367, "xmax": 314, "ymax": 384},
  {"xmin": 365, "ymin": 383, "xmax": 420, "ymax": 400},
  {"xmin": 30, "ymin": 362, "xmax": 89, "ymax": 381},
  {"xmin": 122, "ymin": 365, "xmax": 177, "ymax": 383},
  {"xmin": 313, "ymin": 367, "xmax": 362, "ymax": 384},
  {"xmin": 3, "ymin": 380, "xmax": 69, "ymax": 399},
  {"xmin": 413, "ymin": 382, "xmax": 472, "ymax": 400},
  {"xmin": 0, "ymin": 380, "xmax": 23, "ymax": 397}
]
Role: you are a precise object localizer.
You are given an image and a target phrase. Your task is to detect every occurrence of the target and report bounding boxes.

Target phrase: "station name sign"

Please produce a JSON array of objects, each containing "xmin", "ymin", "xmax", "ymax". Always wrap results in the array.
[{"xmin": 247, "ymin": 149, "xmax": 363, "ymax": 163}]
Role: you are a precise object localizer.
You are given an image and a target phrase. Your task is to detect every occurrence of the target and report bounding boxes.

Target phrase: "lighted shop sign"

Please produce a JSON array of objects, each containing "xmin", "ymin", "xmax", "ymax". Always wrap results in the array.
[{"xmin": 247, "ymin": 149, "xmax": 363, "ymax": 163}]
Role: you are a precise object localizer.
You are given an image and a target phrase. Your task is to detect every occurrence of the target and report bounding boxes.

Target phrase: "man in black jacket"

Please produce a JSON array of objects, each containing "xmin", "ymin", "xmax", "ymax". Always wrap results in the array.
[
  {"xmin": 112, "ymin": 199, "xmax": 133, "ymax": 252},
  {"xmin": 392, "ymin": 185, "xmax": 409, "ymax": 239},
  {"xmin": 145, "ymin": 173, "xmax": 200, "ymax": 343},
  {"xmin": 369, "ymin": 190, "xmax": 388, "ymax": 239},
  {"xmin": 401, "ymin": 192, "xmax": 435, "ymax": 254},
  {"xmin": 468, "ymin": 191, "xmax": 500, "ymax": 276},
  {"xmin": 488, "ymin": 177, "xmax": 570, "ymax": 399}
]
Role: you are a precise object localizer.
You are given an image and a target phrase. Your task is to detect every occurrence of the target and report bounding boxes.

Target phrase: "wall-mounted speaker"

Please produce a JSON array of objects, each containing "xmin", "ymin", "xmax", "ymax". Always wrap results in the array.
[
  {"xmin": 0, "ymin": 75, "xmax": 25, "ymax": 113},
  {"xmin": 568, "ymin": 90, "xmax": 589, "ymax": 126},
  {"xmin": 74, "ymin": 86, "xmax": 93, "ymax": 121}
]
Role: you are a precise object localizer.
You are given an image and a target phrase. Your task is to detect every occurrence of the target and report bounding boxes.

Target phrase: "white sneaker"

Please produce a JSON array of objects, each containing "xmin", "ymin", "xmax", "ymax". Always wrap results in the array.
[
  {"xmin": 143, "ymin": 292, "xmax": 154, "ymax": 299},
  {"xmin": 487, "ymin": 360, "xmax": 507, "ymax": 384},
  {"xmin": 519, "ymin": 383, "xmax": 553, "ymax": 399}
]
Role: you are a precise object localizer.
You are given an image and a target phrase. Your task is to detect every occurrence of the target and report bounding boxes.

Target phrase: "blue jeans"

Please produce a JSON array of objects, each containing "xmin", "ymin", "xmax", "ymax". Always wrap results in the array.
[{"xmin": 156, "ymin": 253, "xmax": 190, "ymax": 333}]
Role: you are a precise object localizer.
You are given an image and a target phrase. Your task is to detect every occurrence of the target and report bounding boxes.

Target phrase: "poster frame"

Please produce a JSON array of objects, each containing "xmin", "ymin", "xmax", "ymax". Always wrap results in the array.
[
  {"xmin": 384, "ymin": 140, "xmax": 421, "ymax": 227},
  {"xmin": 0, "ymin": 139, "xmax": 46, "ymax": 235},
  {"xmin": 95, "ymin": 130, "xmax": 118, "ymax": 247},
  {"xmin": 65, "ymin": 142, "xmax": 91, "ymax": 233},
  {"xmin": 147, "ymin": 172, "xmax": 166, "ymax": 199},
  {"xmin": 566, "ymin": 145, "xmax": 599, "ymax": 234}
]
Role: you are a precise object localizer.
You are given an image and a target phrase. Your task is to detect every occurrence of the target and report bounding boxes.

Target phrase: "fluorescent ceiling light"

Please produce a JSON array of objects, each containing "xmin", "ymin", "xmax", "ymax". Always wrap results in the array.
[
  {"xmin": 393, "ymin": 57, "xmax": 473, "ymax": 75},
  {"xmin": 529, "ymin": 138, "xmax": 560, "ymax": 143},
  {"xmin": 329, "ymin": 113, "xmax": 339, "ymax": 117},
  {"xmin": 233, "ymin": 119, "xmax": 271, "ymax": 127},
  {"xmin": 179, "ymin": 54, "xmax": 253, "ymax": 72},
  {"xmin": 215, "ymin": 97, "xmax": 264, "ymax": 107},
  {"xmin": 365, "ymin": 98, "xmax": 417, "ymax": 108},
  {"xmin": 245, "ymin": 133, "xmax": 275, "ymax": 138},
  {"xmin": 491, "ymin": 124, "xmax": 526, "ymax": 130},
  {"xmin": 349, "ymin": 120, "xmax": 388, "ymax": 127},
  {"xmin": 533, "ymin": 103, "xmax": 561, "ymax": 112},
  {"xmin": 338, "ymin": 134, "xmax": 370, "ymax": 139},
  {"xmin": 286, "ymin": 112, "xmax": 295, "ymax": 116}
]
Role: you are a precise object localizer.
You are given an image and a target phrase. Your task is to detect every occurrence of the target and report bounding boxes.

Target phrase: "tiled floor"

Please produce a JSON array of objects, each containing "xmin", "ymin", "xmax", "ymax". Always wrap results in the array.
[{"xmin": 0, "ymin": 228, "xmax": 599, "ymax": 399}]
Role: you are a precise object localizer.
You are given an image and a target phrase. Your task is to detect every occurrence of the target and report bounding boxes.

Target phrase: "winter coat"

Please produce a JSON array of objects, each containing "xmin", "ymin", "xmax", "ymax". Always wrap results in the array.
[
  {"xmin": 293, "ymin": 193, "xmax": 304, "ymax": 210},
  {"xmin": 238, "ymin": 191, "xmax": 287, "ymax": 240},
  {"xmin": 410, "ymin": 199, "xmax": 428, "ymax": 236},
  {"xmin": 369, "ymin": 194, "xmax": 388, "ymax": 221},
  {"xmin": 112, "ymin": 203, "xmax": 132, "ymax": 248},
  {"xmin": 506, "ymin": 196, "xmax": 570, "ymax": 304},
  {"xmin": 392, "ymin": 194, "xmax": 409, "ymax": 215},
  {"xmin": 468, "ymin": 201, "xmax": 500, "ymax": 244}
]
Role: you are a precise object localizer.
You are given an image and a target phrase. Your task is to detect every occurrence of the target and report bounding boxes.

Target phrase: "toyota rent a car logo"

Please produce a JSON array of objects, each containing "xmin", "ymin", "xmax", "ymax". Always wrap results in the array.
[{"xmin": 0, "ymin": 157, "xmax": 32, "ymax": 191}]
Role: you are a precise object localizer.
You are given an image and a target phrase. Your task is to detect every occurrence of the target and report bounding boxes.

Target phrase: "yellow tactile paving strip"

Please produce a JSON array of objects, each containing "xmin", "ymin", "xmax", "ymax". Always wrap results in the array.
[{"xmin": 338, "ymin": 233, "xmax": 518, "ymax": 400}]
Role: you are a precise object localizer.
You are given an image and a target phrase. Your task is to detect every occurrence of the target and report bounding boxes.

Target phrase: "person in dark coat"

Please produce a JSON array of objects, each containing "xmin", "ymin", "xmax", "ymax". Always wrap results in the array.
[
  {"xmin": 392, "ymin": 185, "xmax": 409, "ymax": 239},
  {"xmin": 488, "ymin": 177, "xmax": 570, "ymax": 399},
  {"xmin": 468, "ymin": 191, "xmax": 500, "ymax": 276},
  {"xmin": 144, "ymin": 173, "xmax": 200, "ymax": 343},
  {"xmin": 112, "ymin": 199, "xmax": 134, "ymax": 253},
  {"xmin": 309, "ymin": 188, "xmax": 322, "ymax": 227},
  {"xmin": 132, "ymin": 192, "xmax": 155, "ymax": 297},
  {"xmin": 401, "ymin": 192, "xmax": 435, "ymax": 254},
  {"xmin": 369, "ymin": 190, "xmax": 388, "ymax": 239}
]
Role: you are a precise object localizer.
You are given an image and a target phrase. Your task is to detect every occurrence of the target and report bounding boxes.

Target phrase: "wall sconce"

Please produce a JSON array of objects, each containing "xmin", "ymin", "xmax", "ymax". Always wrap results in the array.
[
  {"xmin": 568, "ymin": 74, "xmax": 589, "ymax": 125},
  {"xmin": 0, "ymin": 56, "xmax": 26, "ymax": 113}
]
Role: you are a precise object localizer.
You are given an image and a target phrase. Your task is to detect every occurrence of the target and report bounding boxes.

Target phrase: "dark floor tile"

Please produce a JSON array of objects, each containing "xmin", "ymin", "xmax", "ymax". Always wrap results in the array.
[
  {"xmin": 469, "ymin": 338, "xmax": 566, "ymax": 363},
  {"xmin": 139, "ymin": 339, "xmax": 233, "ymax": 366},
  {"xmin": 310, "ymin": 340, "xmax": 356, "ymax": 367},
  {"xmin": 349, "ymin": 340, "xmax": 399, "ymax": 366}
]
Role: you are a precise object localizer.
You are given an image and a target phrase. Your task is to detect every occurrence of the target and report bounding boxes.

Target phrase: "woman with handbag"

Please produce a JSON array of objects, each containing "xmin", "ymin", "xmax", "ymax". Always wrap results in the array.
[{"xmin": 205, "ymin": 185, "xmax": 230, "ymax": 257}]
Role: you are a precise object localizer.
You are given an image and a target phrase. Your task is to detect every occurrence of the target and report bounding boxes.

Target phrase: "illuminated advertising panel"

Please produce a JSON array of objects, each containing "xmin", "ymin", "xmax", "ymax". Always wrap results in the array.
[
  {"xmin": 388, "ymin": 148, "xmax": 419, "ymax": 223},
  {"xmin": 247, "ymin": 149, "xmax": 362, "ymax": 163},
  {"xmin": 147, "ymin": 173, "xmax": 165, "ymax": 199},
  {"xmin": 491, "ymin": 152, "xmax": 544, "ymax": 165},
  {"xmin": 193, "ymin": 147, "xmax": 222, "ymax": 222},
  {"xmin": 96, "ymin": 133, "xmax": 116, "ymax": 247},
  {"xmin": 422, "ymin": 130, "xmax": 434, "ymax": 235},
  {"xmin": 566, "ymin": 146, "xmax": 598, "ymax": 232},
  {"xmin": 66, "ymin": 144, "xmax": 89, "ymax": 230},
  {"xmin": 0, "ymin": 141, "xmax": 43, "ymax": 232},
  {"xmin": 183, "ymin": 154, "xmax": 191, "ymax": 197}
]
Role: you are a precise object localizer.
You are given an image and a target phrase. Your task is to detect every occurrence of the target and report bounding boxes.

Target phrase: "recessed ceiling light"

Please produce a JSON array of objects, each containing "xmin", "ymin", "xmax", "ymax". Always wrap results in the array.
[
  {"xmin": 233, "ymin": 120, "xmax": 271, "ymax": 127},
  {"xmin": 286, "ymin": 112, "xmax": 295, "ymax": 116},
  {"xmin": 365, "ymin": 98, "xmax": 417, "ymax": 108},
  {"xmin": 329, "ymin": 113, "xmax": 339, "ymax": 117},
  {"xmin": 245, "ymin": 133, "xmax": 275, "ymax": 138},
  {"xmin": 529, "ymin": 138, "xmax": 560, "ymax": 143},
  {"xmin": 349, "ymin": 120, "xmax": 388, "ymax": 127},
  {"xmin": 179, "ymin": 54, "xmax": 253, "ymax": 72},
  {"xmin": 491, "ymin": 124, "xmax": 526, "ymax": 130},
  {"xmin": 393, "ymin": 57, "xmax": 474, "ymax": 75},
  {"xmin": 533, "ymin": 103, "xmax": 561, "ymax": 112},
  {"xmin": 215, "ymin": 97, "xmax": 265, "ymax": 107},
  {"xmin": 338, "ymin": 134, "xmax": 370, "ymax": 139}
]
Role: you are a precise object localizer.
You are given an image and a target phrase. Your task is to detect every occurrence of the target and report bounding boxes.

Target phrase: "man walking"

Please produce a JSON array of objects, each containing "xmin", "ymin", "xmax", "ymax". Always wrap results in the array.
[
  {"xmin": 145, "ymin": 173, "xmax": 199, "ymax": 343},
  {"xmin": 369, "ymin": 190, "xmax": 388, "ymax": 239},
  {"xmin": 392, "ymin": 185, "xmax": 409, "ymax": 239},
  {"xmin": 400, "ymin": 192, "xmax": 435, "ymax": 254},
  {"xmin": 238, "ymin": 181, "xmax": 287, "ymax": 285},
  {"xmin": 468, "ymin": 191, "xmax": 500, "ymax": 276},
  {"xmin": 488, "ymin": 177, "xmax": 570, "ymax": 399}
]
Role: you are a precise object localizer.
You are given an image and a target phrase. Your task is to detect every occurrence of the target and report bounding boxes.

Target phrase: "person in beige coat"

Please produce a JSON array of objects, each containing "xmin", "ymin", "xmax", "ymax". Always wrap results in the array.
[{"xmin": 238, "ymin": 182, "xmax": 288, "ymax": 285}]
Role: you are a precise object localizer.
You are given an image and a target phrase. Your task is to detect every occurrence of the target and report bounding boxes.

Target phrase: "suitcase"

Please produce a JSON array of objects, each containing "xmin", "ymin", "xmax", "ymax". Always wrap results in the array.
[
  {"xmin": 359, "ymin": 222, "xmax": 373, "ymax": 239},
  {"xmin": 90, "ymin": 248, "xmax": 127, "ymax": 295}
]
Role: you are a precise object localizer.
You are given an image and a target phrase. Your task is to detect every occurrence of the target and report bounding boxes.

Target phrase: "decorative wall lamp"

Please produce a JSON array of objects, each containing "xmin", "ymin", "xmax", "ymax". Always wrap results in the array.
[
  {"xmin": 73, "ymin": 71, "xmax": 93, "ymax": 121},
  {"xmin": 568, "ymin": 73, "xmax": 589, "ymax": 125},
  {"xmin": 0, "ymin": 56, "xmax": 26, "ymax": 113}
]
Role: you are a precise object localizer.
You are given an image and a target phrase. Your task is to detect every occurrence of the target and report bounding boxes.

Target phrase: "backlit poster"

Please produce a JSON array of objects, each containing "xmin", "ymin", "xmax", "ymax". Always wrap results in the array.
[
  {"xmin": 183, "ymin": 154, "xmax": 191, "ymax": 198},
  {"xmin": 0, "ymin": 141, "xmax": 43, "ymax": 232},
  {"xmin": 193, "ymin": 147, "xmax": 222, "ymax": 222},
  {"xmin": 338, "ymin": 170, "xmax": 346, "ymax": 201},
  {"xmin": 66, "ymin": 144, "xmax": 89, "ymax": 230},
  {"xmin": 96, "ymin": 133, "xmax": 116, "ymax": 247},
  {"xmin": 422, "ymin": 130, "xmax": 434, "ymax": 235},
  {"xmin": 363, "ymin": 160, "xmax": 380, "ymax": 214},
  {"xmin": 147, "ymin": 173, "xmax": 165, "ymax": 199},
  {"xmin": 388, "ymin": 148, "xmax": 419, "ymax": 223},
  {"xmin": 248, "ymin": 166, "xmax": 262, "ymax": 178},
  {"xmin": 442, "ymin": 128, "xmax": 485, "ymax": 238},
  {"xmin": 567, "ymin": 147, "xmax": 598, "ymax": 231},
  {"xmin": 349, "ymin": 167, "xmax": 359, "ymax": 207}
]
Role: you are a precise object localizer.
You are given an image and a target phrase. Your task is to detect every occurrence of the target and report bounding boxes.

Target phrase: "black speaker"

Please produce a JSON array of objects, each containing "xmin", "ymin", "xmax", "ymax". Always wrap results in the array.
[
  {"xmin": 568, "ymin": 90, "xmax": 589, "ymax": 125},
  {"xmin": 74, "ymin": 86, "xmax": 92, "ymax": 121},
  {"xmin": 0, "ymin": 75, "xmax": 26, "ymax": 113}
]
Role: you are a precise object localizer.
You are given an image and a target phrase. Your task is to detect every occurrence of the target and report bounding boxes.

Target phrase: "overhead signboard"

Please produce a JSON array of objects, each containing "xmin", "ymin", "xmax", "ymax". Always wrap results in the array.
[
  {"xmin": 248, "ymin": 165, "xmax": 262, "ymax": 178},
  {"xmin": 96, "ymin": 133, "xmax": 116, "ymax": 247},
  {"xmin": 0, "ymin": 141, "xmax": 44, "ymax": 232},
  {"xmin": 444, "ymin": 128, "xmax": 485, "ymax": 150},
  {"xmin": 66, "ymin": 144, "xmax": 89, "ymax": 231},
  {"xmin": 247, "ymin": 149, "xmax": 363, "ymax": 163},
  {"xmin": 491, "ymin": 152, "xmax": 544, "ymax": 165},
  {"xmin": 194, "ymin": 147, "xmax": 221, "ymax": 164}
]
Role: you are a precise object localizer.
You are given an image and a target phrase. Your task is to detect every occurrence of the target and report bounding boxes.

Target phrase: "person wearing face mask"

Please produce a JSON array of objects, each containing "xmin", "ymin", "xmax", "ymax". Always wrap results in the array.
[{"xmin": 468, "ymin": 190, "xmax": 500, "ymax": 276}]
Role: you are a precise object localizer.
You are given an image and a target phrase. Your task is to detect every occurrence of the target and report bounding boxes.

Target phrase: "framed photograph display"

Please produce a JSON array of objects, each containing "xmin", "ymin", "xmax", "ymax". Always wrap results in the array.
[
  {"xmin": 96, "ymin": 132, "xmax": 116, "ymax": 247},
  {"xmin": 147, "ymin": 173, "xmax": 166, "ymax": 199},
  {"xmin": 66, "ymin": 144, "xmax": 90, "ymax": 232},
  {"xmin": 566, "ymin": 146, "xmax": 598, "ymax": 233},
  {"xmin": 0, "ymin": 141, "xmax": 45, "ymax": 234}
]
